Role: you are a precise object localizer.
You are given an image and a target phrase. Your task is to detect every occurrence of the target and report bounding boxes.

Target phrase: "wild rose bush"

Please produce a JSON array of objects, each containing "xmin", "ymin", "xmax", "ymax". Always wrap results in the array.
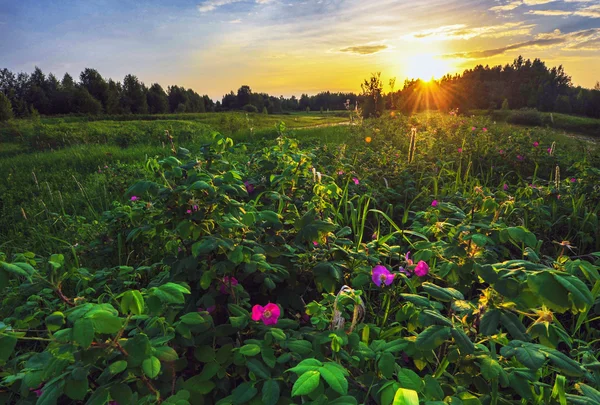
[{"xmin": 1, "ymin": 118, "xmax": 600, "ymax": 405}]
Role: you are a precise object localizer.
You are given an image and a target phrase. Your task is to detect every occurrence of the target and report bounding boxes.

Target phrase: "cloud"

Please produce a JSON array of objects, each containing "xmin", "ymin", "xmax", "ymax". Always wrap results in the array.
[
  {"xmin": 444, "ymin": 37, "xmax": 566, "ymax": 58},
  {"xmin": 444, "ymin": 27, "xmax": 600, "ymax": 58},
  {"xmin": 523, "ymin": 0, "xmax": 556, "ymax": 4},
  {"xmin": 490, "ymin": 1, "xmax": 522, "ymax": 12},
  {"xmin": 197, "ymin": 0, "xmax": 274, "ymax": 13},
  {"xmin": 339, "ymin": 44, "xmax": 388, "ymax": 55},
  {"xmin": 229, "ymin": 19, "xmax": 242, "ymax": 23},
  {"xmin": 528, "ymin": 9, "xmax": 573, "ymax": 15},
  {"xmin": 566, "ymin": 37, "xmax": 600, "ymax": 49},
  {"xmin": 405, "ymin": 22, "xmax": 535, "ymax": 41}
]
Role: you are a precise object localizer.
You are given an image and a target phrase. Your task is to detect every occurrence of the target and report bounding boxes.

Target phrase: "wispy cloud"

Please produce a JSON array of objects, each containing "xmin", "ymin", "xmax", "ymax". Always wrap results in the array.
[
  {"xmin": 405, "ymin": 22, "xmax": 535, "ymax": 41},
  {"xmin": 197, "ymin": 0, "xmax": 242, "ymax": 13},
  {"xmin": 528, "ymin": 9, "xmax": 573, "ymax": 15},
  {"xmin": 445, "ymin": 27, "xmax": 600, "ymax": 58},
  {"xmin": 339, "ymin": 44, "xmax": 388, "ymax": 55}
]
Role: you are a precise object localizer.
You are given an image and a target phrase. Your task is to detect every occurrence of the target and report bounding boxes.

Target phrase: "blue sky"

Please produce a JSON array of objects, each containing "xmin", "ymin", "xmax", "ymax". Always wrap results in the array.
[{"xmin": 1, "ymin": 0, "xmax": 599, "ymax": 99}]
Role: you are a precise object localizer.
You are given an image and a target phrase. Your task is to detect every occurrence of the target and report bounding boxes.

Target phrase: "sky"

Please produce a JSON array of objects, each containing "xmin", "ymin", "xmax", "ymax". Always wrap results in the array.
[{"xmin": 1, "ymin": 0, "xmax": 600, "ymax": 100}]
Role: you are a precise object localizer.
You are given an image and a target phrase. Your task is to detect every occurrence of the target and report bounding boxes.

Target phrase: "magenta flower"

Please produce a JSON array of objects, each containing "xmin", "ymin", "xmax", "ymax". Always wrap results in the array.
[
  {"xmin": 516, "ymin": 155, "xmax": 524, "ymax": 161},
  {"xmin": 547, "ymin": 147, "xmax": 552, "ymax": 154},
  {"xmin": 312, "ymin": 241, "xmax": 318, "ymax": 246},
  {"xmin": 198, "ymin": 305, "xmax": 216, "ymax": 314},
  {"xmin": 130, "ymin": 196, "xmax": 139, "ymax": 201},
  {"xmin": 533, "ymin": 141, "xmax": 539, "ymax": 147},
  {"xmin": 352, "ymin": 177, "xmax": 360, "ymax": 185},
  {"xmin": 338, "ymin": 170, "xmax": 344, "ymax": 175},
  {"xmin": 244, "ymin": 181, "xmax": 255, "ymax": 194},
  {"xmin": 482, "ymin": 127, "xmax": 488, "ymax": 132},
  {"xmin": 372, "ymin": 265, "xmax": 395, "ymax": 287},
  {"xmin": 503, "ymin": 183, "xmax": 508, "ymax": 191},
  {"xmin": 457, "ymin": 147, "xmax": 463, "ymax": 153},
  {"xmin": 251, "ymin": 303, "xmax": 280, "ymax": 325},
  {"xmin": 471, "ymin": 126, "xmax": 476, "ymax": 131},
  {"xmin": 431, "ymin": 199, "xmax": 438, "ymax": 207},
  {"xmin": 193, "ymin": 204, "xmax": 199, "ymax": 211},
  {"xmin": 499, "ymin": 149, "xmax": 504, "ymax": 155},
  {"xmin": 405, "ymin": 251, "xmax": 414, "ymax": 266},
  {"xmin": 186, "ymin": 209, "xmax": 192, "ymax": 214},
  {"xmin": 570, "ymin": 178, "xmax": 576, "ymax": 183},
  {"xmin": 220, "ymin": 276, "xmax": 238, "ymax": 294},
  {"xmin": 31, "ymin": 385, "xmax": 44, "ymax": 397},
  {"xmin": 414, "ymin": 261, "xmax": 429, "ymax": 277}
]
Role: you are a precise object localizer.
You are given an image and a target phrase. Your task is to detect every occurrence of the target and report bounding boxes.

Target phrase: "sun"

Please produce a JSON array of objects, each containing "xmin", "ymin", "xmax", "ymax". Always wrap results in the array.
[{"xmin": 403, "ymin": 54, "xmax": 454, "ymax": 81}]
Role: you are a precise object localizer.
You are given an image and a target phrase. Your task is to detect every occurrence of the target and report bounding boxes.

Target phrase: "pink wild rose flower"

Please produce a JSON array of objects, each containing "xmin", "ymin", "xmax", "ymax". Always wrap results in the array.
[
  {"xmin": 533, "ymin": 141, "xmax": 539, "ymax": 147},
  {"xmin": 372, "ymin": 265, "xmax": 395, "ymax": 287},
  {"xmin": 414, "ymin": 261, "xmax": 430, "ymax": 277},
  {"xmin": 431, "ymin": 199, "xmax": 438, "ymax": 207},
  {"xmin": 251, "ymin": 303, "xmax": 281, "ymax": 325},
  {"xmin": 220, "ymin": 276, "xmax": 238, "ymax": 294},
  {"xmin": 352, "ymin": 177, "xmax": 360, "ymax": 185},
  {"xmin": 130, "ymin": 196, "xmax": 139, "ymax": 201}
]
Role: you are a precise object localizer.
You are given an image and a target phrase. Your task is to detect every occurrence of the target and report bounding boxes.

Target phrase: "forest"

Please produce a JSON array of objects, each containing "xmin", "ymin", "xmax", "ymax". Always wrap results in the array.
[{"xmin": 1, "ymin": 56, "xmax": 599, "ymax": 121}]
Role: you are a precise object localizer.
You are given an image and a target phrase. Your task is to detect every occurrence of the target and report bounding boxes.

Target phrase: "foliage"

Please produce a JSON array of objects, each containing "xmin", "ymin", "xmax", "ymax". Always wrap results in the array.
[
  {"xmin": 1, "ymin": 112, "xmax": 600, "ymax": 404},
  {"xmin": 0, "ymin": 92, "xmax": 13, "ymax": 121}
]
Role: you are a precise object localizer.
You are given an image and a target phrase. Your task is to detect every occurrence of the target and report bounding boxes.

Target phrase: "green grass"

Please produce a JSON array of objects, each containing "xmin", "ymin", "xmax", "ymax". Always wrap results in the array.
[{"xmin": 479, "ymin": 109, "xmax": 600, "ymax": 136}]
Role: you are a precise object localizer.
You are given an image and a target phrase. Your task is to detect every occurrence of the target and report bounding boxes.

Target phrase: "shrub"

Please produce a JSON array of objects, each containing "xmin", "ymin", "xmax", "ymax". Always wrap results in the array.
[
  {"xmin": 507, "ymin": 108, "xmax": 542, "ymax": 126},
  {"xmin": 242, "ymin": 104, "xmax": 258, "ymax": 113},
  {"xmin": 0, "ymin": 92, "xmax": 13, "ymax": 121}
]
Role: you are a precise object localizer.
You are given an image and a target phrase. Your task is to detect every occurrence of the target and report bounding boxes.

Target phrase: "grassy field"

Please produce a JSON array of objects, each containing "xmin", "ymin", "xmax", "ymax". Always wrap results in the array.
[{"xmin": 2, "ymin": 110, "xmax": 600, "ymax": 404}]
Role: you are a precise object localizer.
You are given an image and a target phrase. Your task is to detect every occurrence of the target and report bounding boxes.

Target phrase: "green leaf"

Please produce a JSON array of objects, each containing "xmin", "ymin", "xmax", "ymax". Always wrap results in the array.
[
  {"xmin": 180, "ymin": 312, "xmax": 207, "ymax": 325},
  {"xmin": 247, "ymin": 359, "xmax": 271, "ymax": 379},
  {"xmin": 499, "ymin": 311, "xmax": 529, "ymax": 341},
  {"xmin": 419, "ymin": 309, "xmax": 453, "ymax": 327},
  {"xmin": 239, "ymin": 344, "xmax": 261, "ymax": 356},
  {"xmin": 544, "ymin": 348, "xmax": 585, "ymax": 377},
  {"xmin": 287, "ymin": 358, "xmax": 322, "ymax": 374},
  {"xmin": 108, "ymin": 360, "xmax": 128, "ymax": 375},
  {"xmin": 292, "ymin": 370, "xmax": 321, "ymax": 397},
  {"xmin": 527, "ymin": 272, "xmax": 570, "ymax": 313},
  {"xmin": 154, "ymin": 346, "xmax": 179, "ymax": 362},
  {"xmin": 64, "ymin": 378, "xmax": 88, "ymax": 400},
  {"xmin": 392, "ymin": 387, "xmax": 419, "ymax": 405},
  {"xmin": 192, "ymin": 238, "xmax": 218, "ymax": 257},
  {"xmin": 232, "ymin": 382, "xmax": 258, "ymax": 404},
  {"xmin": 397, "ymin": 368, "xmax": 423, "ymax": 391},
  {"xmin": 421, "ymin": 283, "xmax": 464, "ymax": 301},
  {"xmin": 154, "ymin": 282, "xmax": 190, "ymax": 304},
  {"xmin": 423, "ymin": 375, "xmax": 444, "ymax": 401},
  {"xmin": 121, "ymin": 290, "xmax": 145, "ymax": 315},
  {"xmin": 0, "ymin": 334, "xmax": 18, "ymax": 363},
  {"xmin": 319, "ymin": 363, "xmax": 348, "ymax": 395},
  {"xmin": 142, "ymin": 356, "xmax": 161, "ymax": 378},
  {"xmin": 73, "ymin": 318, "xmax": 94, "ymax": 348},
  {"xmin": 479, "ymin": 309, "xmax": 500, "ymax": 336},
  {"xmin": 37, "ymin": 380, "xmax": 65, "ymax": 405},
  {"xmin": 451, "ymin": 327, "xmax": 475, "ymax": 355},
  {"xmin": 480, "ymin": 357, "xmax": 502, "ymax": 380},
  {"xmin": 0, "ymin": 261, "xmax": 31, "ymax": 279},
  {"xmin": 89, "ymin": 310, "xmax": 122, "ymax": 334},
  {"xmin": 378, "ymin": 352, "xmax": 396, "ymax": 379},
  {"xmin": 110, "ymin": 383, "xmax": 133, "ymax": 405},
  {"xmin": 262, "ymin": 380, "xmax": 280, "ymax": 405},
  {"xmin": 415, "ymin": 325, "xmax": 451, "ymax": 351}
]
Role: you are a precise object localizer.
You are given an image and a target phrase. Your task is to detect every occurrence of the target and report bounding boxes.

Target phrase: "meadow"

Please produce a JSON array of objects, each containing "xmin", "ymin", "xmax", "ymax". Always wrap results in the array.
[{"xmin": 1, "ymin": 110, "xmax": 600, "ymax": 405}]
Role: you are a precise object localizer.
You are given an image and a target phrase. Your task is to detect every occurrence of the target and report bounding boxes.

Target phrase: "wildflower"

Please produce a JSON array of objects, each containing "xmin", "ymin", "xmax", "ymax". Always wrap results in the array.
[
  {"xmin": 557, "ymin": 194, "xmax": 561, "ymax": 200},
  {"xmin": 220, "ymin": 276, "xmax": 238, "ymax": 294},
  {"xmin": 414, "ymin": 261, "xmax": 430, "ymax": 277},
  {"xmin": 186, "ymin": 209, "xmax": 192, "ymax": 214},
  {"xmin": 431, "ymin": 199, "xmax": 438, "ymax": 207},
  {"xmin": 31, "ymin": 385, "xmax": 44, "ymax": 397},
  {"xmin": 130, "ymin": 196, "xmax": 139, "ymax": 201},
  {"xmin": 471, "ymin": 126, "xmax": 476, "ymax": 131},
  {"xmin": 533, "ymin": 141, "xmax": 539, "ymax": 147},
  {"xmin": 547, "ymin": 147, "xmax": 552, "ymax": 154},
  {"xmin": 570, "ymin": 178, "xmax": 576, "ymax": 183},
  {"xmin": 503, "ymin": 183, "xmax": 508, "ymax": 191},
  {"xmin": 499, "ymin": 149, "xmax": 504, "ymax": 155},
  {"xmin": 398, "ymin": 266, "xmax": 411, "ymax": 278},
  {"xmin": 251, "ymin": 303, "xmax": 280, "ymax": 325},
  {"xmin": 516, "ymin": 155, "xmax": 524, "ymax": 161},
  {"xmin": 405, "ymin": 251, "xmax": 414, "ymax": 266},
  {"xmin": 352, "ymin": 177, "xmax": 360, "ymax": 185},
  {"xmin": 372, "ymin": 232, "xmax": 378, "ymax": 240},
  {"xmin": 244, "ymin": 181, "xmax": 255, "ymax": 194},
  {"xmin": 457, "ymin": 147, "xmax": 463, "ymax": 153},
  {"xmin": 312, "ymin": 241, "xmax": 318, "ymax": 246},
  {"xmin": 372, "ymin": 265, "xmax": 395, "ymax": 287},
  {"xmin": 198, "ymin": 305, "xmax": 216, "ymax": 314},
  {"xmin": 365, "ymin": 136, "xmax": 372, "ymax": 143},
  {"xmin": 482, "ymin": 128, "xmax": 488, "ymax": 132},
  {"xmin": 338, "ymin": 170, "xmax": 344, "ymax": 175}
]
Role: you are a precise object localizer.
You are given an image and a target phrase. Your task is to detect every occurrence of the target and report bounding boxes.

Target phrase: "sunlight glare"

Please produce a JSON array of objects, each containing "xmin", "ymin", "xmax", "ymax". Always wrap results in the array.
[{"xmin": 404, "ymin": 54, "xmax": 454, "ymax": 81}]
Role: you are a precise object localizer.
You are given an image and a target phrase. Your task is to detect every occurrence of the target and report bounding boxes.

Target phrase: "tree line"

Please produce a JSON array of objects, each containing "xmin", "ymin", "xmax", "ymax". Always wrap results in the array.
[
  {"xmin": 1, "ymin": 56, "xmax": 599, "ymax": 121},
  {"xmin": 361, "ymin": 56, "xmax": 600, "ymax": 119},
  {"xmin": 0, "ymin": 67, "xmax": 215, "ymax": 119}
]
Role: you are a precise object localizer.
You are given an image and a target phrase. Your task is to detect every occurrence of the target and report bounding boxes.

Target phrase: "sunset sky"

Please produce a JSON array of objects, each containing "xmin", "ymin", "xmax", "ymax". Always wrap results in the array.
[{"xmin": 2, "ymin": 0, "xmax": 600, "ymax": 99}]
